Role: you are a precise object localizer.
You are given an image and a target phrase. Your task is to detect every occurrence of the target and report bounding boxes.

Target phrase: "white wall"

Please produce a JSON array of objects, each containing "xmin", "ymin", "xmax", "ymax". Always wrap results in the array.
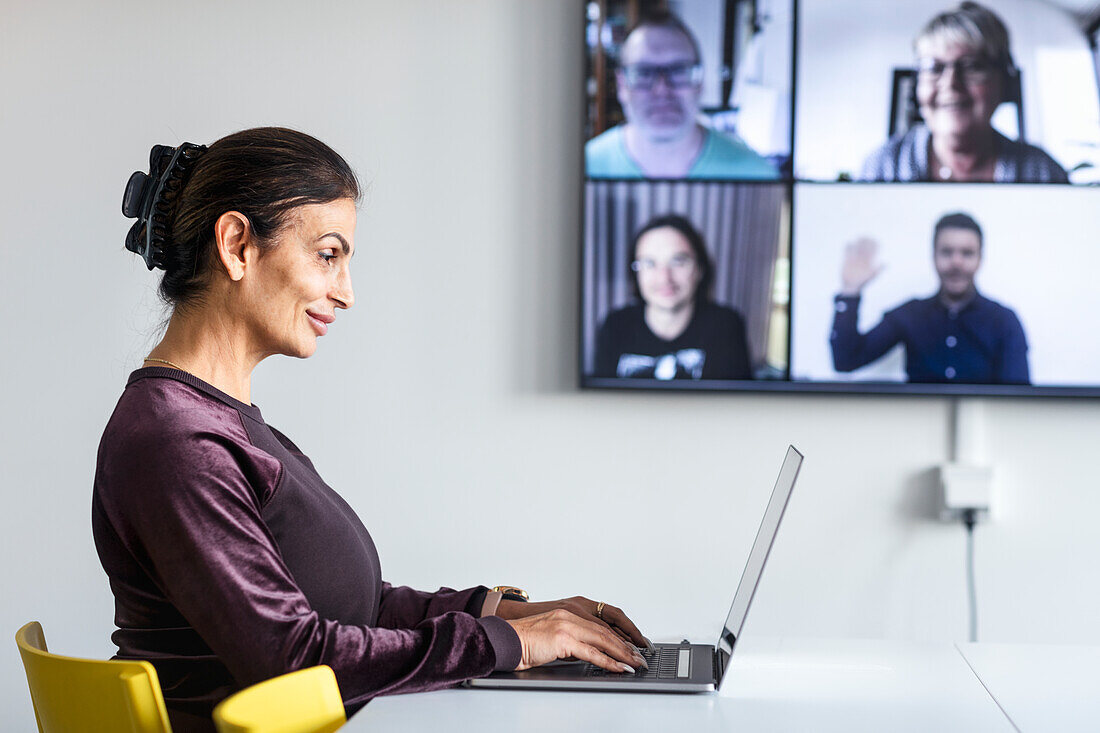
[
  {"xmin": 1, "ymin": 1, "xmax": 1099, "ymax": 729},
  {"xmin": 675, "ymin": 0, "xmax": 727, "ymax": 107}
]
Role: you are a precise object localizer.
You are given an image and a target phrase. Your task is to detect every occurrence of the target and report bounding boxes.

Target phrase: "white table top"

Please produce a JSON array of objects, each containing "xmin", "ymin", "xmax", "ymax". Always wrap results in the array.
[
  {"xmin": 347, "ymin": 637, "xmax": 1014, "ymax": 732},
  {"xmin": 957, "ymin": 642, "xmax": 1100, "ymax": 733}
]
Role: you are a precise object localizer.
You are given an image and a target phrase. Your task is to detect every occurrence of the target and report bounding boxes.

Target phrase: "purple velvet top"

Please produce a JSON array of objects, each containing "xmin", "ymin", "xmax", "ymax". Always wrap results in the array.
[{"xmin": 91, "ymin": 368, "xmax": 520, "ymax": 732}]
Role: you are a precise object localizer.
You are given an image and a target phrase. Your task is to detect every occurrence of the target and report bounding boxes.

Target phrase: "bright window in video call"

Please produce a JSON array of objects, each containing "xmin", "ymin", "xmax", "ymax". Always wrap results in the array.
[{"xmin": 579, "ymin": 0, "xmax": 1100, "ymax": 396}]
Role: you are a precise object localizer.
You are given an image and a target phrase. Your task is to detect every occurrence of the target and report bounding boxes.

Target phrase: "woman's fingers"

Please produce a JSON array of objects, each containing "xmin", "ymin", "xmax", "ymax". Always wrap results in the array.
[
  {"xmin": 566, "ymin": 597, "xmax": 651, "ymax": 650},
  {"xmin": 565, "ymin": 612, "xmax": 647, "ymax": 671},
  {"xmin": 551, "ymin": 597, "xmax": 651, "ymax": 650},
  {"xmin": 508, "ymin": 609, "xmax": 646, "ymax": 672},
  {"xmin": 595, "ymin": 602, "xmax": 651, "ymax": 650},
  {"xmin": 566, "ymin": 602, "xmax": 622, "ymax": 638},
  {"xmin": 568, "ymin": 641, "xmax": 637, "ymax": 674},
  {"xmin": 499, "ymin": 594, "xmax": 651, "ymax": 669}
]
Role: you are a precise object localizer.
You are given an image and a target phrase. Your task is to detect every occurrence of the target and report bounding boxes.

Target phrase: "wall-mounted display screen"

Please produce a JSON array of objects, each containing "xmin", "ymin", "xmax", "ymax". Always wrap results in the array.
[{"xmin": 580, "ymin": 0, "xmax": 1100, "ymax": 396}]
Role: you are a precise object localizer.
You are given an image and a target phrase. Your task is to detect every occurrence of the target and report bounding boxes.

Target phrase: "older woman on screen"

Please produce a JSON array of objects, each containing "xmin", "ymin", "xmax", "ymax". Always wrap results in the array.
[
  {"xmin": 594, "ymin": 214, "xmax": 751, "ymax": 381},
  {"xmin": 860, "ymin": 1, "xmax": 1067, "ymax": 183},
  {"xmin": 94, "ymin": 127, "xmax": 651, "ymax": 732}
]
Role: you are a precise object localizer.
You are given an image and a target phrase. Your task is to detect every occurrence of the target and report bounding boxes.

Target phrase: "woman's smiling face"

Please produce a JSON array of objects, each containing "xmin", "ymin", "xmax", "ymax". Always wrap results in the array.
[
  {"xmin": 915, "ymin": 38, "xmax": 1003, "ymax": 143},
  {"xmin": 239, "ymin": 198, "xmax": 357, "ymax": 359}
]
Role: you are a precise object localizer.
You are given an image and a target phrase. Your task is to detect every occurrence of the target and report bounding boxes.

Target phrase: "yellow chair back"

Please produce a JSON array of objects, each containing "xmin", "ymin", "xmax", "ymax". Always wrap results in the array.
[
  {"xmin": 15, "ymin": 621, "xmax": 173, "ymax": 733},
  {"xmin": 212, "ymin": 665, "xmax": 345, "ymax": 733}
]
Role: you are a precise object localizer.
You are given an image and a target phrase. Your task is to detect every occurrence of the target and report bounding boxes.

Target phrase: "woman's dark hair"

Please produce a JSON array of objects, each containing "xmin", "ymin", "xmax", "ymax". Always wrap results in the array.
[
  {"xmin": 629, "ymin": 214, "xmax": 713, "ymax": 304},
  {"xmin": 150, "ymin": 127, "xmax": 360, "ymax": 309}
]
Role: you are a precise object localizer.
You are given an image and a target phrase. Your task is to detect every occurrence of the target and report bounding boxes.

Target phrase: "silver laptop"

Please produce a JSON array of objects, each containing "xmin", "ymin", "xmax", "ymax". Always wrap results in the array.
[{"xmin": 469, "ymin": 445, "xmax": 803, "ymax": 693}]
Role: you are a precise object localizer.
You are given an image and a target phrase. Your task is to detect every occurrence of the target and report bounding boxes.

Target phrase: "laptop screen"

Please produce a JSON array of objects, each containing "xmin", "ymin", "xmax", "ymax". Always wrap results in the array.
[{"xmin": 715, "ymin": 445, "xmax": 803, "ymax": 680}]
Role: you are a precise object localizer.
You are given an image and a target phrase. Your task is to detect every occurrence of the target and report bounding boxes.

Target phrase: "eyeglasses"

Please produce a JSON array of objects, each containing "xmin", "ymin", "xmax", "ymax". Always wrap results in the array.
[
  {"xmin": 916, "ymin": 56, "xmax": 998, "ymax": 84},
  {"xmin": 620, "ymin": 63, "xmax": 703, "ymax": 91},
  {"xmin": 631, "ymin": 254, "xmax": 696, "ymax": 272}
]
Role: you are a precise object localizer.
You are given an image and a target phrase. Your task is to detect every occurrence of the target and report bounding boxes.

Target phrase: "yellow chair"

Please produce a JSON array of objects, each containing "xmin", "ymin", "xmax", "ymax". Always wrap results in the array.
[
  {"xmin": 15, "ymin": 620, "xmax": 173, "ymax": 733},
  {"xmin": 212, "ymin": 665, "xmax": 345, "ymax": 733}
]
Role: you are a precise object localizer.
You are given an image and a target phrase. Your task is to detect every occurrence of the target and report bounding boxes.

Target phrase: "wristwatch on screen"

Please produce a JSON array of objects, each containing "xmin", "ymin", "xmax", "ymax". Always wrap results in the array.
[{"xmin": 492, "ymin": 586, "xmax": 529, "ymax": 603}]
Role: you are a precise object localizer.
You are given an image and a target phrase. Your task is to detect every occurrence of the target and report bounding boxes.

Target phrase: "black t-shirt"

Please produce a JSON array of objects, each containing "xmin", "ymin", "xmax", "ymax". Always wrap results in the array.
[{"xmin": 594, "ymin": 302, "xmax": 752, "ymax": 380}]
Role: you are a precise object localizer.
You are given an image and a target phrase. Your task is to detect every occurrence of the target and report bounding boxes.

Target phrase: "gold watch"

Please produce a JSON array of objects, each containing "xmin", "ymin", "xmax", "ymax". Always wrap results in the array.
[{"xmin": 492, "ymin": 586, "xmax": 529, "ymax": 602}]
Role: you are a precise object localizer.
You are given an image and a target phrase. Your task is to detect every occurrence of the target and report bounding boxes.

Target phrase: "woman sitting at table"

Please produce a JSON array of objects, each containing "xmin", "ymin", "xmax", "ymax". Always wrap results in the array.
[
  {"xmin": 860, "ymin": 1, "xmax": 1067, "ymax": 183},
  {"xmin": 594, "ymin": 214, "xmax": 752, "ymax": 381},
  {"xmin": 93, "ymin": 127, "xmax": 650, "ymax": 732}
]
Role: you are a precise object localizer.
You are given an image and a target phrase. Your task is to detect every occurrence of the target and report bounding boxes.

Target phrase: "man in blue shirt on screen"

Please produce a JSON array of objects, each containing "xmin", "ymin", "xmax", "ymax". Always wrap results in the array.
[
  {"xmin": 830, "ymin": 212, "xmax": 1030, "ymax": 385},
  {"xmin": 585, "ymin": 11, "xmax": 777, "ymax": 180}
]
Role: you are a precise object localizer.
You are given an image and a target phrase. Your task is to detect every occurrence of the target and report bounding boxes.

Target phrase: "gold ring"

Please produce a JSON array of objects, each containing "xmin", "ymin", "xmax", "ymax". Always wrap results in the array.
[{"xmin": 596, "ymin": 601, "xmax": 605, "ymax": 620}]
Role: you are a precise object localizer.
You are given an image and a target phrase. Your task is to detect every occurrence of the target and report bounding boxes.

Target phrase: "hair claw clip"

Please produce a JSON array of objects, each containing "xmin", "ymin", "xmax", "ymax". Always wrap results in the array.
[{"xmin": 121, "ymin": 142, "xmax": 206, "ymax": 270}]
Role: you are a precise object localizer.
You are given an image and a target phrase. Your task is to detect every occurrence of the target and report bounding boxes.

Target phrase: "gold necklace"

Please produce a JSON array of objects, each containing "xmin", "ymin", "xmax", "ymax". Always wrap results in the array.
[{"xmin": 143, "ymin": 357, "xmax": 190, "ymax": 372}]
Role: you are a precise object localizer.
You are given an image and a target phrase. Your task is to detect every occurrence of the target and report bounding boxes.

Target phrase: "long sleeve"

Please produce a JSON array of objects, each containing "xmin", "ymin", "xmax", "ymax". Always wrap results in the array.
[
  {"xmin": 92, "ymin": 372, "xmax": 521, "ymax": 729},
  {"xmin": 829, "ymin": 295, "xmax": 903, "ymax": 373},
  {"xmin": 995, "ymin": 312, "xmax": 1030, "ymax": 385},
  {"xmin": 99, "ymin": 431, "xmax": 513, "ymax": 703},
  {"xmin": 376, "ymin": 583, "xmax": 487, "ymax": 628}
]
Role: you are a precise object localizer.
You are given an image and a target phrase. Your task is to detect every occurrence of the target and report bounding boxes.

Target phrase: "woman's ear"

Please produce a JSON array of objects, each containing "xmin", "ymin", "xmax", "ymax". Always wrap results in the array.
[{"xmin": 213, "ymin": 212, "xmax": 254, "ymax": 281}]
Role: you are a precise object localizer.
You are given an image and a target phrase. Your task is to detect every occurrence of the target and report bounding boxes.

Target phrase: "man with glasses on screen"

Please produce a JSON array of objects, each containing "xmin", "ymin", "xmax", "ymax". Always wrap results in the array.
[
  {"xmin": 829, "ymin": 212, "xmax": 1029, "ymax": 384},
  {"xmin": 585, "ymin": 12, "xmax": 777, "ymax": 180}
]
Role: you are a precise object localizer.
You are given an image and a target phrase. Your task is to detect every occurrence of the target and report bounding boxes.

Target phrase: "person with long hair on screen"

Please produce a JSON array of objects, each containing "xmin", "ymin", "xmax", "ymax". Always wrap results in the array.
[
  {"xmin": 860, "ymin": 2, "xmax": 1067, "ymax": 183},
  {"xmin": 595, "ymin": 214, "xmax": 752, "ymax": 380},
  {"xmin": 94, "ymin": 128, "xmax": 651, "ymax": 732}
]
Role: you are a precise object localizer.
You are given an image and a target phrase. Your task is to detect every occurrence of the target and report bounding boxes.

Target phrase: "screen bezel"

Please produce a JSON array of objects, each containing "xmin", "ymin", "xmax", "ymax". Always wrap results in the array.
[{"xmin": 576, "ymin": 0, "xmax": 1100, "ymax": 399}]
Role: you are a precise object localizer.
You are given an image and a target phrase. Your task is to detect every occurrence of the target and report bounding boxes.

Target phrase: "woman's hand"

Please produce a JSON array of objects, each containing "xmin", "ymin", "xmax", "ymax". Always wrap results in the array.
[
  {"xmin": 840, "ymin": 237, "xmax": 884, "ymax": 296},
  {"xmin": 505, "ymin": 608, "xmax": 648, "ymax": 672},
  {"xmin": 496, "ymin": 596, "xmax": 652, "ymax": 650}
]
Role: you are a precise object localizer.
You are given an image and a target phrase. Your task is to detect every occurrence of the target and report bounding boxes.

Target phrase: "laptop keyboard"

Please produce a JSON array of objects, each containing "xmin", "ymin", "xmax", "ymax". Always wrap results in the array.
[{"xmin": 584, "ymin": 646, "xmax": 691, "ymax": 679}]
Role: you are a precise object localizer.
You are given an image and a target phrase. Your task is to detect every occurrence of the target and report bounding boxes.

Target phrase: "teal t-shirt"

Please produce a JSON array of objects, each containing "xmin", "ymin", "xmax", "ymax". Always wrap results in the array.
[{"xmin": 585, "ymin": 126, "xmax": 778, "ymax": 180}]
